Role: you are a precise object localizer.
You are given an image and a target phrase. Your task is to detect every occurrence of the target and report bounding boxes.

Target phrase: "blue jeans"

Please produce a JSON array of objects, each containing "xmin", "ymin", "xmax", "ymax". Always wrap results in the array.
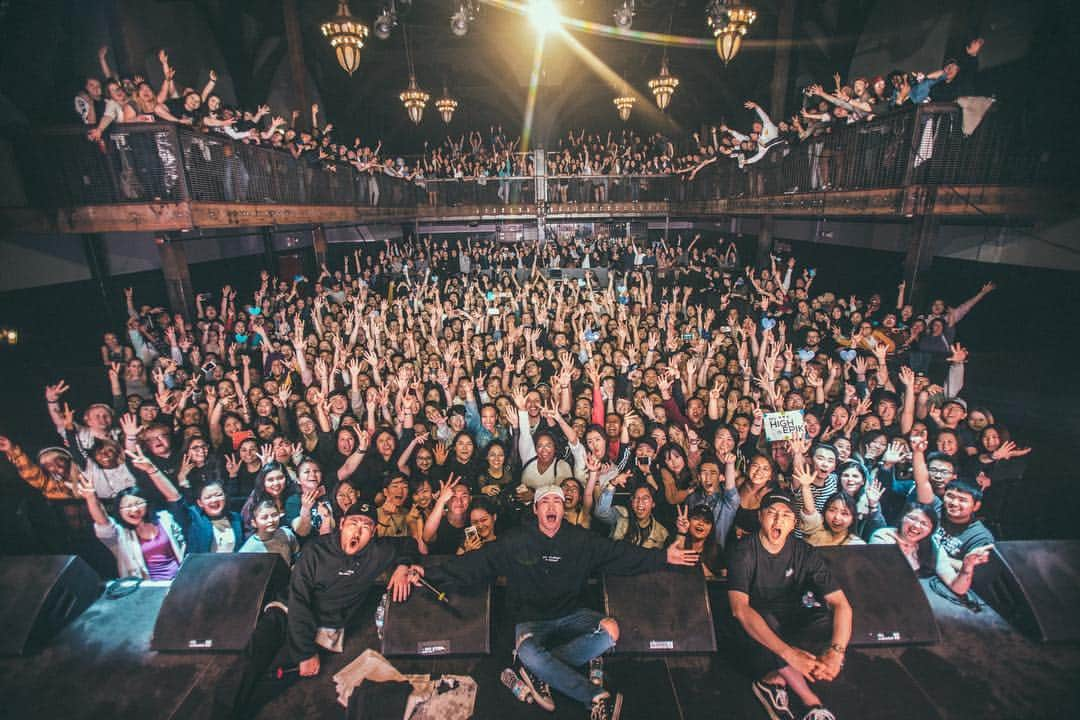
[{"xmin": 514, "ymin": 609, "xmax": 616, "ymax": 707}]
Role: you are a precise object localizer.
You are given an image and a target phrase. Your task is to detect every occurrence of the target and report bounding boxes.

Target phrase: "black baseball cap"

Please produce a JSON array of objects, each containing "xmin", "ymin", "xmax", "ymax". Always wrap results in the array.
[
  {"xmin": 343, "ymin": 502, "xmax": 377, "ymax": 522},
  {"xmin": 759, "ymin": 491, "xmax": 796, "ymax": 512}
]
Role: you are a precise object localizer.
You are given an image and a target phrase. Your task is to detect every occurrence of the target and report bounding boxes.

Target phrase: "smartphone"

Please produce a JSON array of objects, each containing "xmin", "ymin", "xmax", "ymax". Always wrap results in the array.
[
  {"xmin": 464, "ymin": 526, "xmax": 479, "ymax": 543},
  {"xmin": 682, "ymin": 333, "xmax": 695, "ymax": 341},
  {"xmin": 487, "ymin": 307, "xmax": 500, "ymax": 316},
  {"xmin": 201, "ymin": 361, "xmax": 217, "ymax": 374}
]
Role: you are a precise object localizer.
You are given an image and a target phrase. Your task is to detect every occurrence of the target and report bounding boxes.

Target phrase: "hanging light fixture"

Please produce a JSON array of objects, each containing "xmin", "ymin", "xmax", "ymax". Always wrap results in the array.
[
  {"xmin": 399, "ymin": 27, "xmax": 429, "ymax": 124},
  {"xmin": 613, "ymin": 83, "xmax": 636, "ymax": 122},
  {"xmin": 612, "ymin": 0, "xmax": 634, "ymax": 30},
  {"xmin": 436, "ymin": 85, "xmax": 458, "ymax": 124},
  {"xmin": 649, "ymin": 59, "xmax": 679, "ymax": 111},
  {"xmin": 321, "ymin": 1, "xmax": 369, "ymax": 76},
  {"xmin": 373, "ymin": 2, "xmax": 398, "ymax": 40},
  {"xmin": 401, "ymin": 76, "xmax": 430, "ymax": 125},
  {"xmin": 706, "ymin": 0, "xmax": 757, "ymax": 65}
]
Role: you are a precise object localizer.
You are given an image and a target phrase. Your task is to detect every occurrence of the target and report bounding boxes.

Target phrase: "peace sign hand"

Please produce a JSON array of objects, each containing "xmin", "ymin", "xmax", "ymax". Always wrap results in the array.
[{"xmin": 676, "ymin": 505, "xmax": 690, "ymax": 535}]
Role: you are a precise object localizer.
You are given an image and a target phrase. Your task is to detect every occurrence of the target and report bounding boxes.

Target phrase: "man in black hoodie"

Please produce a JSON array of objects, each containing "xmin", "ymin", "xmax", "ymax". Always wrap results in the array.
[
  {"xmin": 225, "ymin": 503, "xmax": 421, "ymax": 719},
  {"xmin": 419, "ymin": 484, "xmax": 699, "ymax": 720}
]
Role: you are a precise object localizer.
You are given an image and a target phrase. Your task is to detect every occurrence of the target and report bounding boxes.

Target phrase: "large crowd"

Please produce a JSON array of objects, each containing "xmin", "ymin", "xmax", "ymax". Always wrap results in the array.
[
  {"xmin": 71, "ymin": 38, "xmax": 989, "ymax": 205},
  {"xmin": 22, "ymin": 33, "xmax": 1015, "ymax": 720},
  {"xmin": 1, "ymin": 227, "xmax": 1026, "ymax": 717}
]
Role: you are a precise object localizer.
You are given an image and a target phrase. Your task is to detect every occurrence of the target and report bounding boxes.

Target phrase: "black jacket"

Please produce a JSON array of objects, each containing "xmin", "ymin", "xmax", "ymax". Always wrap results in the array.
[
  {"xmin": 288, "ymin": 534, "xmax": 419, "ymax": 659},
  {"xmin": 426, "ymin": 520, "xmax": 667, "ymax": 621}
]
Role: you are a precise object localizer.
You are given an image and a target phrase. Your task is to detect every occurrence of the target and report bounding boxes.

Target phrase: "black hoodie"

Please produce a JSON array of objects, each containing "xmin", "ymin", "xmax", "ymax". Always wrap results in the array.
[
  {"xmin": 288, "ymin": 533, "xmax": 419, "ymax": 659},
  {"xmin": 425, "ymin": 519, "xmax": 666, "ymax": 621}
]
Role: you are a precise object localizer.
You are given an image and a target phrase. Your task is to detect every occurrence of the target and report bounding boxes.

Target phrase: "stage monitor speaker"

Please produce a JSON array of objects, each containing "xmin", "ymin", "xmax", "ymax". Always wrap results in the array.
[
  {"xmin": 0, "ymin": 554, "xmax": 102, "ymax": 656},
  {"xmin": 819, "ymin": 545, "xmax": 940, "ymax": 647},
  {"xmin": 380, "ymin": 555, "xmax": 492, "ymax": 657},
  {"xmin": 603, "ymin": 567, "xmax": 717, "ymax": 654},
  {"xmin": 972, "ymin": 540, "xmax": 1080, "ymax": 643},
  {"xmin": 151, "ymin": 553, "xmax": 289, "ymax": 652}
]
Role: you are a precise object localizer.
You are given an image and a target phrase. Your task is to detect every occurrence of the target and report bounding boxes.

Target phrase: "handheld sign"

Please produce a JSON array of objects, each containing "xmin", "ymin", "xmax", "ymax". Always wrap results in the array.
[{"xmin": 763, "ymin": 410, "xmax": 806, "ymax": 442}]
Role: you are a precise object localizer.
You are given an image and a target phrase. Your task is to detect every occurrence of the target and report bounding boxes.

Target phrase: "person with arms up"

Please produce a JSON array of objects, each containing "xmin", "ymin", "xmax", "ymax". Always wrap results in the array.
[{"xmin": 420, "ymin": 484, "xmax": 700, "ymax": 720}]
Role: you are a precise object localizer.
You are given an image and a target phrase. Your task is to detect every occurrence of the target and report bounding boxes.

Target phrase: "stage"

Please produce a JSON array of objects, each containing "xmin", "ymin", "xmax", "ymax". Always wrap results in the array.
[{"xmin": 1, "ymin": 578, "xmax": 1078, "ymax": 720}]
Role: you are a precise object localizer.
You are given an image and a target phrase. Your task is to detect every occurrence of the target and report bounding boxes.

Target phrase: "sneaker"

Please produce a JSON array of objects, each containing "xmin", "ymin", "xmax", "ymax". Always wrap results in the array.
[
  {"xmin": 516, "ymin": 662, "xmax": 556, "ymax": 712},
  {"xmin": 752, "ymin": 680, "xmax": 795, "ymax": 720},
  {"xmin": 590, "ymin": 691, "xmax": 623, "ymax": 720},
  {"xmin": 801, "ymin": 707, "xmax": 837, "ymax": 720}
]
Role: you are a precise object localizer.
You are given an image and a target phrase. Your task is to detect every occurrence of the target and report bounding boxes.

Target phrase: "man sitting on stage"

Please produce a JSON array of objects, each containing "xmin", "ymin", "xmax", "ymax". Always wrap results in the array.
[
  {"xmin": 728, "ymin": 490, "xmax": 853, "ymax": 720},
  {"xmin": 417, "ymin": 484, "xmax": 700, "ymax": 720},
  {"xmin": 227, "ymin": 502, "xmax": 422, "ymax": 719}
]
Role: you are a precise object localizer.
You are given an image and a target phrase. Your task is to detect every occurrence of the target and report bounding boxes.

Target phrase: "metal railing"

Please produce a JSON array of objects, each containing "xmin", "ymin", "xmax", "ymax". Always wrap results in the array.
[
  {"xmin": 20, "ymin": 124, "xmax": 417, "ymax": 208},
  {"xmin": 689, "ymin": 103, "xmax": 1040, "ymax": 199},
  {"xmin": 14, "ymin": 104, "xmax": 1042, "ymax": 214}
]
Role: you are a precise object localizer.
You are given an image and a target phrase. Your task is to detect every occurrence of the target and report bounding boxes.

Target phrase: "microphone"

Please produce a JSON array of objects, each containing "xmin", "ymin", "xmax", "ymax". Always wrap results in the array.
[{"xmin": 410, "ymin": 570, "xmax": 463, "ymax": 618}]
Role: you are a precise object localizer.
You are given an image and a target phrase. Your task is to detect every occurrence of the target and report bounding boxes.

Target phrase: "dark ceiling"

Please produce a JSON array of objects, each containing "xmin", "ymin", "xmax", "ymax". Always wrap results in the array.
[
  {"xmin": 297, "ymin": 0, "xmax": 869, "ymax": 150},
  {"xmin": 0, "ymin": 0, "xmax": 1062, "ymax": 155}
]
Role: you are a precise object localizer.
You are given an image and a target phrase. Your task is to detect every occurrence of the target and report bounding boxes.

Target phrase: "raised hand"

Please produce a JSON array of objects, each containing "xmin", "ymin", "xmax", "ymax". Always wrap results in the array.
[
  {"xmin": 792, "ymin": 462, "xmax": 816, "ymax": 489},
  {"xmin": 437, "ymin": 474, "xmax": 459, "ymax": 504},
  {"xmin": 119, "ymin": 412, "xmax": 142, "ymax": 438},
  {"xmin": 433, "ymin": 441, "xmax": 449, "ymax": 465},
  {"xmin": 125, "ymin": 447, "xmax": 157, "ymax": 474},
  {"xmin": 665, "ymin": 543, "xmax": 700, "ymax": 567},
  {"xmin": 45, "ymin": 380, "xmax": 70, "ymax": 403},
  {"xmin": 225, "ymin": 454, "xmax": 241, "ymax": 478},
  {"xmin": 256, "ymin": 444, "xmax": 274, "ymax": 466},
  {"xmin": 675, "ymin": 504, "xmax": 690, "ymax": 535},
  {"xmin": 865, "ymin": 478, "xmax": 886, "ymax": 507},
  {"xmin": 991, "ymin": 440, "xmax": 1032, "ymax": 461}
]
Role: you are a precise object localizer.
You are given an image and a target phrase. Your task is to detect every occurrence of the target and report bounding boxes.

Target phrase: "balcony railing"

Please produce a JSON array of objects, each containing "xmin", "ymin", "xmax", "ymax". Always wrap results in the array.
[
  {"xmin": 13, "ymin": 104, "xmax": 1042, "ymax": 215},
  {"xmin": 689, "ymin": 103, "xmax": 1042, "ymax": 200}
]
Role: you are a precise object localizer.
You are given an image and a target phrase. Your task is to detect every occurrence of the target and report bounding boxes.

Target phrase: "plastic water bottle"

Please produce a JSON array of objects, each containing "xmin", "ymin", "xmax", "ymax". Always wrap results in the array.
[
  {"xmin": 589, "ymin": 657, "xmax": 605, "ymax": 686},
  {"xmin": 375, "ymin": 593, "xmax": 388, "ymax": 640},
  {"xmin": 501, "ymin": 668, "xmax": 535, "ymax": 703}
]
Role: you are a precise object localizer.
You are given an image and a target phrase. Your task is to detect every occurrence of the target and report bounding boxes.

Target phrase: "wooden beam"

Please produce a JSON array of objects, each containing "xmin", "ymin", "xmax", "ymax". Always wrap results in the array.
[{"xmin": 0, "ymin": 186, "xmax": 1071, "ymax": 236}]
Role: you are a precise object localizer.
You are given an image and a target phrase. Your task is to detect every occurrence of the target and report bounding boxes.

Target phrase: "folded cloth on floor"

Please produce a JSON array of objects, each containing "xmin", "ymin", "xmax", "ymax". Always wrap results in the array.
[{"xmin": 333, "ymin": 649, "xmax": 477, "ymax": 719}]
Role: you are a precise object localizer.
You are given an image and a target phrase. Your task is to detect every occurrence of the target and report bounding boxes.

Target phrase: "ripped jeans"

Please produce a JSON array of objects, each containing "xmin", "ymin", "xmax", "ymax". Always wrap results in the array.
[{"xmin": 514, "ymin": 608, "xmax": 616, "ymax": 706}]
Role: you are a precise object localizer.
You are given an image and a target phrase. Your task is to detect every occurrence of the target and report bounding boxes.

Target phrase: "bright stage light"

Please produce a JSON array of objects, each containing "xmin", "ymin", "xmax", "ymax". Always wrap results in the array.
[{"xmin": 527, "ymin": 0, "xmax": 562, "ymax": 36}]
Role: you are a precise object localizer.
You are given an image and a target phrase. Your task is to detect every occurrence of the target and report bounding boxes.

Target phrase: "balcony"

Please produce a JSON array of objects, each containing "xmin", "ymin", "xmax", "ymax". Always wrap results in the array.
[{"xmin": 1, "ymin": 104, "xmax": 1066, "ymax": 236}]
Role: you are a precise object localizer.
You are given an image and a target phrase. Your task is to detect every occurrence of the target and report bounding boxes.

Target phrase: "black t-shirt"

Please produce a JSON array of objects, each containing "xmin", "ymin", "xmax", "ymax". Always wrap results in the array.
[
  {"xmin": 727, "ymin": 533, "xmax": 840, "ymax": 616},
  {"xmin": 428, "ymin": 515, "xmax": 466, "ymax": 555},
  {"xmin": 933, "ymin": 518, "xmax": 994, "ymax": 562}
]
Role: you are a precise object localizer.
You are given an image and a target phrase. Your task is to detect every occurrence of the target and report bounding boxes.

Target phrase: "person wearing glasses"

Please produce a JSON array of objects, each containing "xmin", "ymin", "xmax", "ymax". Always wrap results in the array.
[{"xmin": 75, "ymin": 447, "xmax": 189, "ymax": 579}]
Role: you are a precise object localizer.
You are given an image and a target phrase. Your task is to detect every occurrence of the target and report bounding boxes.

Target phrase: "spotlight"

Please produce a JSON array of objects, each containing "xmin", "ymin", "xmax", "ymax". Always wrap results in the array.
[
  {"xmin": 613, "ymin": 0, "xmax": 634, "ymax": 30},
  {"xmin": 373, "ymin": 5, "xmax": 396, "ymax": 40},
  {"xmin": 450, "ymin": 1, "xmax": 478, "ymax": 38},
  {"xmin": 528, "ymin": 0, "xmax": 562, "ymax": 36}
]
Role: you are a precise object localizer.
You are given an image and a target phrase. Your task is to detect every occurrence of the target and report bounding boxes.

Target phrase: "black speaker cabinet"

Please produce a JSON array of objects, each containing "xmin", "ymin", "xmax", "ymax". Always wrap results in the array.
[
  {"xmin": 151, "ymin": 553, "xmax": 289, "ymax": 652},
  {"xmin": 972, "ymin": 540, "xmax": 1080, "ymax": 643},
  {"xmin": 603, "ymin": 567, "xmax": 717, "ymax": 654},
  {"xmin": 819, "ymin": 545, "xmax": 940, "ymax": 647},
  {"xmin": 0, "ymin": 555, "xmax": 102, "ymax": 655},
  {"xmin": 380, "ymin": 555, "xmax": 492, "ymax": 657}
]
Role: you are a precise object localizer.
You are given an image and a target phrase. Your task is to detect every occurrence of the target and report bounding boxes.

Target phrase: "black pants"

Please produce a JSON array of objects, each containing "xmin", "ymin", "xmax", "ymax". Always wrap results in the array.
[
  {"xmin": 732, "ymin": 606, "xmax": 833, "ymax": 679},
  {"xmin": 214, "ymin": 605, "xmax": 294, "ymax": 720}
]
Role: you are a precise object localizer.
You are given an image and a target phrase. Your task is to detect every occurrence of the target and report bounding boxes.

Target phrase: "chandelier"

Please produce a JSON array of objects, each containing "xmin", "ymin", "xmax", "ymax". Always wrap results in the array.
[
  {"xmin": 401, "ymin": 76, "xmax": 430, "ymax": 125},
  {"xmin": 399, "ymin": 27, "xmax": 429, "ymax": 124},
  {"xmin": 613, "ymin": 94, "xmax": 635, "ymax": 122},
  {"xmin": 707, "ymin": 0, "xmax": 757, "ymax": 64},
  {"xmin": 648, "ymin": 57, "xmax": 679, "ymax": 110},
  {"xmin": 321, "ymin": 1, "xmax": 369, "ymax": 76},
  {"xmin": 435, "ymin": 86, "xmax": 458, "ymax": 124}
]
